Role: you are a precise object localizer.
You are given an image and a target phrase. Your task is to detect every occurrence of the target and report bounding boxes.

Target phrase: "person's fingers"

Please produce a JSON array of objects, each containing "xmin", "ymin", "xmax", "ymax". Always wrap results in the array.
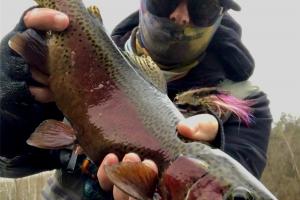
[
  {"xmin": 113, "ymin": 187, "xmax": 129, "ymax": 200},
  {"xmin": 30, "ymin": 67, "xmax": 49, "ymax": 86},
  {"xmin": 113, "ymin": 153, "xmax": 141, "ymax": 200},
  {"xmin": 97, "ymin": 153, "xmax": 119, "ymax": 191},
  {"xmin": 29, "ymin": 86, "xmax": 54, "ymax": 103},
  {"xmin": 122, "ymin": 152, "xmax": 141, "ymax": 163},
  {"xmin": 177, "ymin": 114, "xmax": 219, "ymax": 141},
  {"xmin": 24, "ymin": 8, "xmax": 69, "ymax": 31},
  {"xmin": 74, "ymin": 145, "xmax": 84, "ymax": 155},
  {"xmin": 142, "ymin": 159, "xmax": 158, "ymax": 174}
]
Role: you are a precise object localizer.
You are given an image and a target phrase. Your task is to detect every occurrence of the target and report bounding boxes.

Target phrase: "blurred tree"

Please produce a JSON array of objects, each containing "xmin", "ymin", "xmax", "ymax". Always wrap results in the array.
[{"xmin": 262, "ymin": 113, "xmax": 300, "ymax": 199}]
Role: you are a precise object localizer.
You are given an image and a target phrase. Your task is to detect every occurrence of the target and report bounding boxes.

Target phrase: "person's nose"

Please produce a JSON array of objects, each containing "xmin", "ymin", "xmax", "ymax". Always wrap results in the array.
[{"xmin": 169, "ymin": 0, "xmax": 191, "ymax": 25}]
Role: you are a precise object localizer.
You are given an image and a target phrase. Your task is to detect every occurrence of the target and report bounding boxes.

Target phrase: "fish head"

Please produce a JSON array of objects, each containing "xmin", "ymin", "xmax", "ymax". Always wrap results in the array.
[
  {"xmin": 158, "ymin": 155, "xmax": 277, "ymax": 200},
  {"xmin": 223, "ymin": 186, "xmax": 258, "ymax": 200}
]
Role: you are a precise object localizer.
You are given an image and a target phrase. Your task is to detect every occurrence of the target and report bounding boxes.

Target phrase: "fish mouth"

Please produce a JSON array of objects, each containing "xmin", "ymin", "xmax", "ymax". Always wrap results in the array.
[{"xmin": 224, "ymin": 186, "xmax": 256, "ymax": 200}]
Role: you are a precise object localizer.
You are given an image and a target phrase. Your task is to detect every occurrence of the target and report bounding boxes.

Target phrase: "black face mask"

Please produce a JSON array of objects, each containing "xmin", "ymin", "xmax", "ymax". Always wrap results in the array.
[
  {"xmin": 139, "ymin": 0, "xmax": 223, "ymax": 67},
  {"xmin": 145, "ymin": 0, "xmax": 222, "ymax": 27}
]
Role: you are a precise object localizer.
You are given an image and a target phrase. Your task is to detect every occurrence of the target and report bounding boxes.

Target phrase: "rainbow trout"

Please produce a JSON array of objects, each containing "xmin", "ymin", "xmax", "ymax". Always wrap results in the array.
[{"xmin": 9, "ymin": 0, "xmax": 277, "ymax": 199}]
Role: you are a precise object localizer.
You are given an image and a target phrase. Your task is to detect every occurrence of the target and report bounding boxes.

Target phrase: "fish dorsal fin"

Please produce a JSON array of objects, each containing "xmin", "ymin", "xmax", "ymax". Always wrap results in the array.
[
  {"xmin": 34, "ymin": 0, "xmax": 56, "ymax": 9},
  {"xmin": 87, "ymin": 5, "xmax": 103, "ymax": 25},
  {"xmin": 9, "ymin": 29, "xmax": 49, "ymax": 74},
  {"xmin": 123, "ymin": 51, "xmax": 167, "ymax": 93},
  {"xmin": 26, "ymin": 119, "xmax": 76, "ymax": 149},
  {"xmin": 104, "ymin": 162, "xmax": 158, "ymax": 200}
]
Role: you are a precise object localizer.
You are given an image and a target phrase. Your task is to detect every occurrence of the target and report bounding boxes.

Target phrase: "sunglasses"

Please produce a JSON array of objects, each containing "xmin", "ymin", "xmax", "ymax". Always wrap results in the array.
[{"xmin": 145, "ymin": 0, "xmax": 223, "ymax": 27}]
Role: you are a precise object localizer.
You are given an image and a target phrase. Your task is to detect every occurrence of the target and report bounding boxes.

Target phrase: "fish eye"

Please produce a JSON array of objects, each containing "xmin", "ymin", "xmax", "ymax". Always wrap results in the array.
[{"xmin": 225, "ymin": 187, "xmax": 256, "ymax": 200}]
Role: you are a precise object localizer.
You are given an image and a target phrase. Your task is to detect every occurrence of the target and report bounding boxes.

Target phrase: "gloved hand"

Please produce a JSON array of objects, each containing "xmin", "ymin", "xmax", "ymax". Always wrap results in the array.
[
  {"xmin": 0, "ymin": 7, "xmax": 68, "ymax": 158},
  {"xmin": 20, "ymin": 8, "xmax": 69, "ymax": 103},
  {"xmin": 1, "ymin": 7, "xmax": 69, "ymax": 104},
  {"xmin": 0, "ymin": 9, "xmax": 32, "ymax": 106}
]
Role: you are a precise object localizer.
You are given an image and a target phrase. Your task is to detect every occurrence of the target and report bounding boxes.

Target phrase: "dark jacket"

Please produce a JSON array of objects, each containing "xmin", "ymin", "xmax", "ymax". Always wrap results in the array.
[{"xmin": 0, "ymin": 10, "xmax": 271, "ymax": 184}]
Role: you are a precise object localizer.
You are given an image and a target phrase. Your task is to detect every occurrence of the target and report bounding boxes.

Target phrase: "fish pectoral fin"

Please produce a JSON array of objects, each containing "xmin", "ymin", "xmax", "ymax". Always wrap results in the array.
[
  {"xmin": 26, "ymin": 119, "xmax": 76, "ymax": 149},
  {"xmin": 87, "ymin": 5, "xmax": 103, "ymax": 25},
  {"xmin": 104, "ymin": 162, "xmax": 158, "ymax": 200},
  {"xmin": 9, "ymin": 29, "xmax": 49, "ymax": 74}
]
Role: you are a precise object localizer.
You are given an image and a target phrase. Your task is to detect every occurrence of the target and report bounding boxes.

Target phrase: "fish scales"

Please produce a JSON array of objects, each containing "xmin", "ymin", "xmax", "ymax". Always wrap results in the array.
[
  {"xmin": 38, "ymin": 0, "xmax": 185, "ymax": 166},
  {"xmin": 9, "ymin": 0, "xmax": 277, "ymax": 199}
]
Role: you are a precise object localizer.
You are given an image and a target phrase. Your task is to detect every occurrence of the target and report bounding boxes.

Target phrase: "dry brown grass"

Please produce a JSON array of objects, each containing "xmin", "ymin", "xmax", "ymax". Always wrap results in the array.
[
  {"xmin": 0, "ymin": 170, "xmax": 54, "ymax": 200},
  {"xmin": 262, "ymin": 114, "xmax": 300, "ymax": 200}
]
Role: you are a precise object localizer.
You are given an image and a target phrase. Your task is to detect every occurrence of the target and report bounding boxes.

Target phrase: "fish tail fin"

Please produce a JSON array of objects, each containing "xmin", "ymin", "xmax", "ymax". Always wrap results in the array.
[
  {"xmin": 9, "ymin": 29, "xmax": 49, "ymax": 74},
  {"xmin": 104, "ymin": 162, "xmax": 158, "ymax": 200},
  {"xmin": 26, "ymin": 119, "xmax": 76, "ymax": 149}
]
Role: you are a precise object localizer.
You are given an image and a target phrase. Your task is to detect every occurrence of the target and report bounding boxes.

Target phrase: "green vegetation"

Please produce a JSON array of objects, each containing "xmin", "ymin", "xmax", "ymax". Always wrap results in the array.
[{"xmin": 262, "ymin": 114, "xmax": 300, "ymax": 199}]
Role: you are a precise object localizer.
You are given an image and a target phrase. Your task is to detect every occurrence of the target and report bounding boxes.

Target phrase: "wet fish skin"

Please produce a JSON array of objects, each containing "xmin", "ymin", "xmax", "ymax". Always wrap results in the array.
[
  {"xmin": 9, "ymin": 0, "xmax": 277, "ymax": 199},
  {"xmin": 29, "ymin": 0, "xmax": 183, "ymax": 168}
]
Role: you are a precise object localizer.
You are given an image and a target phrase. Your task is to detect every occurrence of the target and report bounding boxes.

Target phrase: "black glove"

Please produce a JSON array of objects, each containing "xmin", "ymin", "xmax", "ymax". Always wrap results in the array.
[
  {"xmin": 0, "ymin": 14, "xmax": 32, "ymax": 106},
  {"xmin": 0, "ymin": 10, "xmax": 63, "ymax": 158}
]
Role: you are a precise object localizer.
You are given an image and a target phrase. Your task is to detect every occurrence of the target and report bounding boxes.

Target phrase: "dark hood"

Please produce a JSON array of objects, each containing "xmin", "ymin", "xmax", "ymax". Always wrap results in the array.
[{"xmin": 111, "ymin": 11, "xmax": 255, "ymax": 83}]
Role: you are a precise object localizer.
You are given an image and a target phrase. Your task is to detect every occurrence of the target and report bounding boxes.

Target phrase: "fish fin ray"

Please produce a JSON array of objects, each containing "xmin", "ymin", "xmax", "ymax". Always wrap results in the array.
[
  {"xmin": 26, "ymin": 119, "xmax": 76, "ymax": 149},
  {"xmin": 87, "ymin": 5, "xmax": 103, "ymax": 25},
  {"xmin": 9, "ymin": 29, "xmax": 49, "ymax": 74},
  {"xmin": 123, "ymin": 52, "xmax": 167, "ymax": 93},
  {"xmin": 104, "ymin": 162, "xmax": 158, "ymax": 200},
  {"xmin": 34, "ymin": 1, "xmax": 57, "ymax": 9}
]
